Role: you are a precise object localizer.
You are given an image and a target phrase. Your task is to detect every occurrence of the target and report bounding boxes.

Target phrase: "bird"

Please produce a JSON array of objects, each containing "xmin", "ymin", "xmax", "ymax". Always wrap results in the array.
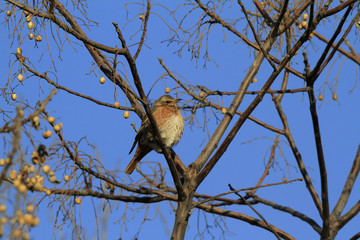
[{"xmin": 125, "ymin": 95, "xmax": 184, "ymax": 174}]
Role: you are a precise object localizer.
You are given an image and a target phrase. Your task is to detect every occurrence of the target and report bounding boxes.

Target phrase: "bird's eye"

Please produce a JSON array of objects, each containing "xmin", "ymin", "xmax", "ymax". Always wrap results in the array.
[{"xmin": 166, "ymin": 100, "xmax": 172, "ymax": 103}]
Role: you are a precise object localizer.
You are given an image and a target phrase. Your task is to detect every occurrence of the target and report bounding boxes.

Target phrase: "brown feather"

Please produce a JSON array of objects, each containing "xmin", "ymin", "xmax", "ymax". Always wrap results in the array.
[{"xmin": 125, "ymin": 145, "xmax": 152, "ymax": 174}]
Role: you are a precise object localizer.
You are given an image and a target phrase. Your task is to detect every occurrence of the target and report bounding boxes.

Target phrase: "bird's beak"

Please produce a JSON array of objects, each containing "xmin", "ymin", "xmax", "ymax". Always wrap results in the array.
[{"xmin": 174, "ymin": 99, "xmax": 181, "ymax": 103}]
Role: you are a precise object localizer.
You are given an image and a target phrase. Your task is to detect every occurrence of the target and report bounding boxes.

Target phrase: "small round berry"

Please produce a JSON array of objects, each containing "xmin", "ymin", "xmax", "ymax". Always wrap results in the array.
[
  {"xmin": 199, "ymin": 91, "xmax": 205, "ymax": 98},
  {"xmin": 332, "ymin": 93, "xmax": 338, "ymax": 100},
  {"xmin": 64, "ymin": 175, "xmax": 70, "ymax": 182},
  {"xmin": 18, "ymin": 73, "xmax": 24, "ymax": 82},
  {"xmin": 9, "ymin": 170, "xmax": 17, "ymax": 180},
  {"xmin": 165, "ymin": 87, "xmax": 170, "ymax": 93},
  {"xmin": 114, "ymin": 102, "xmax": 120, "ymax": 108},
  {"xmin": 301, "ymin": 21, "xmax": 307, "ymax": 28},
  {"xmin": 0, "ymin": 205, "xmax": 7, "ymax": 212},
  {"xmin": 42, "ymin": 130, "xmax": 52, "ymax": 139},
  {"xmin": 47, "ymin": 116, "xmax": 55, "ymax": 124},
  {"xmin": 26, "ymin": 16, "xmax": 32, "ymax": 22},
  {"xmin": 6, "ymin": 10, "xmax": 11, "ymax": 16},
  {"xmin": 49, "ymin": 176, "xmax": 57, "ymax": 183},
  {"xmin": 99, "ymin": 77, "xmax": 106, "ymax": 84},
  {"xmin": 139, "ymin": 14, "xmax": 145, "ymax": 20},
  {"xmin": 18, "ymin": 184, "xmax": 27, "ymax": 193},
  {"xmin": 221, "ymin": 108, "xmax": 227, "ymax": 114},
  {"xmin": 35, "ymin": 35, "xmax": 42, "ymax": 42},
  {"xmin": 31, "ymin": 216, "xmax": 40, "ymax": 226},
  {"xmin": 303, "ymin": 13, "xmax": 309, "ymax": 20},
  {"xmin": 53, "ymin": 124, "xmax": 61, "ymax": 132},
  {"xmin": 28, "ymin": 165, "xmax": 35, "ymax": 173},
  {"xmin": 16, "ymin": 47, "xmax": 22, "ymax": 55},
  {"xmin": 75, "ymin": 197, "xmax": 82, "ymax": 204},
  {"xmin": 28, "ymin": 33, "xmax": 34, "ymax": 40},
  {"xmin": 27, "ymin": 21, "xmax": 34, "ymax": 29},
  {"xmin": 23, "ymin": 214, "xmax": 33, "ymax": 225},
  {"xmin": 123, "ymin": 111, "xmax": 130, "ymax": 119},
  {"xmin": 26, "ymin": 204, "xmax": 35, "ymax": 213},
  {"xmin": 11, "ymin": 93, "xmax": 17, "ymax": 101},
  {"xmin": 12, "ymin": 229, "xmax": 22, "ymax": 238},
  {"xmin": 42, "ymin": 165, "xmax": 50, "ymax": 174}
]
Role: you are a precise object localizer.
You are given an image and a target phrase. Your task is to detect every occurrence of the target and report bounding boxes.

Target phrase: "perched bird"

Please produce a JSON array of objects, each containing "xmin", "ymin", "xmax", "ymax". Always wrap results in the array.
[{"xmin": 125, "ymin": 95, "xmax": 184, "ymax": 174}]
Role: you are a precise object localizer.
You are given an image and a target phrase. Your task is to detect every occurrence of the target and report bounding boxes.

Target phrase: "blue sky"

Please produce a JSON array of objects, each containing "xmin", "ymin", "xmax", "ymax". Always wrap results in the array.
[{"xmin": 1, "ymin": 1, "xmax": 360, "ymax": 239}]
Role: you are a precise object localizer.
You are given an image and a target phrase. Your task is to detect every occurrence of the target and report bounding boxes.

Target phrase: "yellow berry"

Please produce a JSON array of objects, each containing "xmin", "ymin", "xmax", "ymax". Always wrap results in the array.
[
  {"xmin": 6, "ymin": 10, "xmax": 11, "ymax": 16},
  {"xmin": 45, "ymin": 189, "xmax": 51, "ymax": 195},
  {"xmin": 64, "ymin": 175, "xmax": 70, "ymax": 182},
  {"xmin": 29, "ymin": 33, "xmax": 34, "ymax": 40},
  {"xmin": 18, "ymin": 184, "xmax": 27, "ymax": 193},
  {"xmin": 99, "ymin": 77, "xmax": 106, "ymax": 84},
  {"xmin": 27, "ymin": 21, "xmax": 34, "ymax": 29},
  {"xmin": 23, "ymin": 10, "xmax": 30, "ymax": 16},
  {"xmin": 12, "ymin": 229, "xmax": 21, "ymax": 238},
  {"xmin": 24, "ymin": 232, "xmax": 30, "ymax": 240},
  {"xmin": 199, "ymin": 91, "xmax": 205, "ymax": 98},
  {"xmin": 33, "ymin": 116, "xmax": 39, "ymax": 123},
  {"xmin": 23, "ymin": 214, "xmax": 33, "ymax": 225},
  {"xmin": 13, "ymin": 179, "xmax": 21, "ymax": 188},
  {"xmin": 26, "ymin": 204, "xmax": 35, "ymax": 213},
  {"xmin": 0, "ymin": 205, "xmax": 6, "ymax": 212},
  {"xmin": 17, "ymin": 73, "xmax": 24, "ymax": 82},
  {"xmin": 318, "ymin": 95, "xmax": 323, "ymax": 101},
  {"xmin": 28, "ymin": 165, "xmax": 35, "ymax": 173},
  {"xmin": 123, "ymin": 111, "xmax": 130, "ymax": 119},
  {"xmin": 0, "ymin": 217, "xmax": 8, "ymax": 224},
  {"xmin": 303, "ymin": 13, "xmax": 309, "ymax": 20},
  {"xmin": 11, "ymin": 93, "xmax": 17, "ymax": 101},
  {"xmin": 139, "ymin": 14, "xmax": 145, "ymax": 20},
  {"xmin": 221, "ymin": 108, "xmax": 227, "ymax": 114},
  {"xmin": 165, "ymin": 87, "xmax": 170, "ymax": 93},
  {"xmin": 105, "ymin": 182, "xmax": 111, "ymax": 189},
  {"xmin": 75, "ymin": 197, "xmax": 82, "ymax": 204},
  {"xmin": 59, "ymin": 122, "xmax": 63, "ymax": 128},
  {"xmin": 301, "ymin": 21, "xmax": 307, "ymax": 28},
  {"xmin": 33, "ymin": 183, "xmax": 43, "ymax": 191},
  {"xmin": 49, "ymin": 170, "xmax": 55, "ymax": 176},
  {"xmin": 114, "ymin": 101, "xmax": 120, "ymax": 108},
  {"xmin": 26, "ymin": 16, "xmax": 32, "ymax": 22},
  {"xmin": 9, "ymin": 170, "xmax": 17, "ymax": 180},
  {"xmin": 16, "ymin": 47, "xmax": 22, "ymax": 55},
  {"xmin": 298, "ymin": 24, "xmax": 303, "ymax": 30},
  {"xmin": 42, "ymin": 130, "xmax": 52, "ymax": 139},
  {"xmin": 47, "ymin": 116, "xmax": 55, "ymax": 123},
  {"xmin": 30, "ymin": 216, "xmax": 39, "ymax": 226},
  {"xmin": 35, "ymin": 35, "xmax": 42, "ymax": 42},
  {"xmin": 49, "ymin": 175, "xmax": 57, "ymax": 183},
  {"xmin": 0, "ymin": 159, "xmax": 5, "ymax": 166},
  {"xmin": 42, "ymin": 165, "xmax": 50, "ymax": 174},
  {"xmin": 53, "ymin": 124, "xmax": 61, "ymax": 132},
  {"xmin": 332, "ymin": 93, "xmax": 338, "ymax": 100}
]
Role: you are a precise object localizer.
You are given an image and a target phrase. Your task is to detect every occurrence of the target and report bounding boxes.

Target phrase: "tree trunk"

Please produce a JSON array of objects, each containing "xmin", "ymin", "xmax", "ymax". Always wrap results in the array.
[{"xmin": 171, "ymin": 177, "xmax": 195, "ymax": 240}]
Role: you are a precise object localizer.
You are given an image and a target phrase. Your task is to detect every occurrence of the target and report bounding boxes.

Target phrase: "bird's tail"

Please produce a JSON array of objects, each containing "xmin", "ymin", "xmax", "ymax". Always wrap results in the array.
[{"xmin": 125, "ymin": 146, "xmax": 152, "ymax": 174}]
